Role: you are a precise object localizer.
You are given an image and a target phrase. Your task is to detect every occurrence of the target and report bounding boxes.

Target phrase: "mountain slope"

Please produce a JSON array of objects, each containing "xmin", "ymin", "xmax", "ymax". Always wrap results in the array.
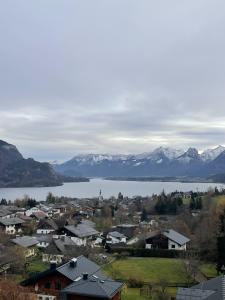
[
  {"xmin": 54, "ymin": 146, "xmax": 225, "ymax": 178},
  {"xmin": 0, "ymin": 140, "xmax": 83, "ymax": 187}
]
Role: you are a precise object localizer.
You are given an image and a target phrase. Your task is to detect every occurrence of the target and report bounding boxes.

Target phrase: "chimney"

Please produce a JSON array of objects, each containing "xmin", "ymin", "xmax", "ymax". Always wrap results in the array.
[
  {"xmin": 70, "ymin": 258, "xmax": 77, "ymax": 268},
  {"xmin": 83, "ymin": 273, "xmax": 88, "ymax": 280}
]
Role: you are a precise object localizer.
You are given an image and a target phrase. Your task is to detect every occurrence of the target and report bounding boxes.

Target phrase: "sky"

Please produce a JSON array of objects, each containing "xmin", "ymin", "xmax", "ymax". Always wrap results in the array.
[{"xmin": 1, "ymin": 0, "xmax": 225, "ymax": 162}]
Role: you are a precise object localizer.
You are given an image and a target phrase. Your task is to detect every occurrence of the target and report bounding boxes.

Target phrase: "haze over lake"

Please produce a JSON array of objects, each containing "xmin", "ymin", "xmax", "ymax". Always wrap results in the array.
[{"xmin": 0, "ymin": 179, "xmax": 224, "ymax": 201}]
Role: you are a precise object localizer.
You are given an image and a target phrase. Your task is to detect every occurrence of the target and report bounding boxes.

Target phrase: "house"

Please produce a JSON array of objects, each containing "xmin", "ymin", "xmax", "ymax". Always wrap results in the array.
[
  {"xmin": 145, "ymin": 229, "xmax": 190, "ymax": 251},
  {"xmin": 63, "ymin": 224, "xmax": 99, "ymax": 246},
  {"xmin": 21, "ymin": 256, "xmax": 123, "ymax": 300},
  {"xmin": 0, "ymin": 217, "xmax": 24, "ymax": 234},
  {"xmin": 42, "ymin": 243, "xmax": 64, "ymax": 264},
  {"xmin": 37, "ymin": 219, "xmax": 59, "ymax": 235},
  {"xmin": 35, "ymin": 234, "xmax": 53, "ymax": 248},
  {"xmin": 176, "ymin": 275, "xmax": 225, "ymax": 299},
  {"xmin": 116, "ymin": 224, "xmax": 138, "ymax": 239},
  {"xmin": 60, "ymin": 275, "xmax": 123, "ymax": 300},
  {"xmin": 31, "ymin": 211, "xmax": 48, "ymax": 221},
  {"xmin": 106, "ymin": 231, "xmax": 127, "ymax": 245},
  {"xmin": 0, "ymin": 207, "xmax": 14, "ymax": 219},
  {"xmin": 11, "ymin": 236, "xmax": 39, "ymax": 258}
]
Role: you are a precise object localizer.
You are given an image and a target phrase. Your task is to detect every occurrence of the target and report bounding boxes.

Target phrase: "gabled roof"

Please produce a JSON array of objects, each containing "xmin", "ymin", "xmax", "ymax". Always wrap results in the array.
[
  {"xmin": 0, "ymin": 208, "xmax": 12, "ymax": 217},
  {"xmin": 163, "ymin": 229, "xmax": 190, "ymax": 246},
  {"xmin": 0, "ymin": 217, "xmax": 24, "ymax": 226},
  {"xmin": 12, "ymin": 236, "xmax": 38, "ymax": 248},
  {"xmin": 57, "ymin": 255, "xmax": 104, "ymax": 281},
  {"xmin": 64, "ymin": 224, "xmax": 99, "ymax": 238},
  {"xmin": 108, "ymin": 231, "xmax": 127, "ymax": 239},
  {"xmin": 21, "ymin": 255, "xmax": 123, "ymax": 297},
  {"xmin": 176, "ymin": 275, "xmax": 225, "ymax": 300},
  {"xmin": 61, "ymin": 276, "xmax": 123, "ymax": 299},
  {"xmin": 54, "ymin": 236, "xmax": 76, "ymax": 254},
  {"xmin": 31, "ymin": 211, "xmax": 47, "ymax": 220},
  {"xmin": 146, "ymin": 229, "xmax": 190, "ymax": 246},
  {"xmin": 37, "ymin": 219, "xmax": 58, "ymax": 230}
]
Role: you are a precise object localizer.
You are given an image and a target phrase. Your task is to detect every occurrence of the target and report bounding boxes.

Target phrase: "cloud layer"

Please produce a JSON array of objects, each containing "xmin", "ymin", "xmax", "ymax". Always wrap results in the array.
[{"xmin": 1, "ymin": 0, "xmax": 225, "ymax": 161}]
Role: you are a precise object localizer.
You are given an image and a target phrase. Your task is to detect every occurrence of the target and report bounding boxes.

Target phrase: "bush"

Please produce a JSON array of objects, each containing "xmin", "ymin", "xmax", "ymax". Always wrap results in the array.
[{"xmin": 127, "ymin": 277, "xmax": 144, "ymax": 288}]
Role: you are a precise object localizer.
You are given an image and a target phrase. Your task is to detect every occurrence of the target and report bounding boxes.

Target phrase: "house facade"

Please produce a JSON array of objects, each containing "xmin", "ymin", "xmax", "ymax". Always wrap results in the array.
[
  {"xmin": 145, "ymin": 229, "xmax": 190, "ymax": 251},
  {"xmin": 0, "ymin": 217, "xmax": 24, "ymax": 234}
]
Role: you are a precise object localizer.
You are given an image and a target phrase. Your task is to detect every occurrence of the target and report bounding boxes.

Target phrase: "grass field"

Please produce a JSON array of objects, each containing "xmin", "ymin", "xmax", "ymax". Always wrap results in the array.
[
  {"xmin": 26, "ymin": 257, "xmax": 48, "ymax": 275},
  {"xmin": 121, "ymin": 288, "xmax": 147, "ymax": 300},
  {"xmin": 200, "ymin": 263, "xmax": 217, "ymax": 278},
  {"xmin": 103, "ymin": 257, "xmax": 189, "ymax": 284}
]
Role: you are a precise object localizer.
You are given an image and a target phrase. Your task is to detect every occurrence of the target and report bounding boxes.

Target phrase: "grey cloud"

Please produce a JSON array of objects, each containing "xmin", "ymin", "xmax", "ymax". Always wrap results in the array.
[{"xmin": 0, "ymin": 0, "xmax": 225, "ymax": 160}]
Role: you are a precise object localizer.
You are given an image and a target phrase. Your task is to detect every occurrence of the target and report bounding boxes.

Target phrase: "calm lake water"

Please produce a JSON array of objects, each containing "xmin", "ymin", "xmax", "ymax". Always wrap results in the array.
[{"xmin": 0, "ymin": 178, "xmax": 224, "ymax": 201}]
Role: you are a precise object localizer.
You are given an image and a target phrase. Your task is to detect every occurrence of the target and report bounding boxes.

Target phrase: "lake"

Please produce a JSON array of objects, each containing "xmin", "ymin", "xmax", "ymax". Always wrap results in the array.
[{"xmin": 0, "ymin": 178, "xmax": 224, "ymax": 201}]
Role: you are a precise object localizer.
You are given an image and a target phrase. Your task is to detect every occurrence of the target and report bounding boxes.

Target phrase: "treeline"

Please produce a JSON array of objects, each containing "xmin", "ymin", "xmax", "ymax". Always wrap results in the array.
[{"xmin": 154, "ymin": 192, "xmax": 183, "ymax": 214}]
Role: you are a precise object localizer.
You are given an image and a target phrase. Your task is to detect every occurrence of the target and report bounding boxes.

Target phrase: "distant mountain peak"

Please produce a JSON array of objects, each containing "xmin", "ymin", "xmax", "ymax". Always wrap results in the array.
[{"xmin": 201, "ymin": 145, "xmax": 225, "ymax": 162}]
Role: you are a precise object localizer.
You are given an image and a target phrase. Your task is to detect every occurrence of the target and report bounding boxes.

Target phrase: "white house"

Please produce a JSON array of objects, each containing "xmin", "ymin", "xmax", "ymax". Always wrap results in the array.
[{"xmin": 106, "ymin": 231, "xmax": 127, "ymax": 244}]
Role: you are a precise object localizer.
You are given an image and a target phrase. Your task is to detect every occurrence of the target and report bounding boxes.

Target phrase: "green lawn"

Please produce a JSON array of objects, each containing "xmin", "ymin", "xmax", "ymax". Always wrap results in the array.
[
  {"xmin": 121, "ymin": 288, "xmax": 147, "ymax": 300},
  {"xmin": 26, "ymin": 257, "xmax": 49, "ymax": 275},
  {"xmin": 200, "ymin": 263, "xmax": 217, "ymax": 278},
  {"xmin": 103, "ymin": 257, "xmax": 189, "ymax": 284}
]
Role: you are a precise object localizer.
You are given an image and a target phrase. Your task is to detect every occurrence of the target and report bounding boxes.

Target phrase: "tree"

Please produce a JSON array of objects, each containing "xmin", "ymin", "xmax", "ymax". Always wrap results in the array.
[
  {"xmin": 0, "ymin": 198, "xmax": 7, "ymax": 205},
  {"xmin": 46, "ymin": 192, "xmax": 56, "ymax": 203},
  {"xmin": 141, "ymin": 208, "xmax": 148, "ymax": 222},
  {"xmin": 118, "ymin": 192, "xmax": 123, "ymax": 201},
  {"xmin": 0, "ymin": 280, "xmax": 36, "ymax": 300}
]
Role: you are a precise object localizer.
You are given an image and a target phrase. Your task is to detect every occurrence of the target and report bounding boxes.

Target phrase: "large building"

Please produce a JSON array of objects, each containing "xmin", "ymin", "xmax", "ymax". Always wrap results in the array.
[{"xmin": 21, "ymin": 255, "xmax": 123, "ymax": 300}]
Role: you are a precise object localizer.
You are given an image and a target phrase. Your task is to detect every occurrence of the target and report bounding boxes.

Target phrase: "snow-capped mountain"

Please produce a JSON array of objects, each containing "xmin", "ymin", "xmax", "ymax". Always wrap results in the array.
[
  {"xmin": 176, "ymin": 148, "xmax": 201, "ymax": 164},
  {"xmin": 54, "ymin": 145, "xmax": 225, "ymax": 178},
  {"xmin": 136, "ymin": 147, "xmax": 184, "ymax": 161},
  {"xmin": 201, "ymin": 145, "xmax": 225, "ymax": 162}
]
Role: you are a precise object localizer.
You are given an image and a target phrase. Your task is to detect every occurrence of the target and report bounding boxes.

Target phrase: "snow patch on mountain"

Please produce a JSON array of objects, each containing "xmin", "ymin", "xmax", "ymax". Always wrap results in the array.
[{"xmin": 201, "ymin": 145, "xmax": 225, "ymax": 162}]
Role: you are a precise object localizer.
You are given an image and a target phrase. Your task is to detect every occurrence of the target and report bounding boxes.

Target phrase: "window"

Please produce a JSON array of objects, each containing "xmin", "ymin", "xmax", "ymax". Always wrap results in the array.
[
  {"xmin": 55, "ymin": 282, "xmax": 61, "ymax": 290},
  {"xmin": 171, "ymin": 244, "xmax": 176, "ymax": 249}
]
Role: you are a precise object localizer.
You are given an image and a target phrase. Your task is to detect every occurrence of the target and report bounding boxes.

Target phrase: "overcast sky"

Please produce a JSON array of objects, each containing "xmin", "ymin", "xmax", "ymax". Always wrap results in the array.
[{"xmin": 1, "ymin": 0, "xmax": 225, "ymax": 161}]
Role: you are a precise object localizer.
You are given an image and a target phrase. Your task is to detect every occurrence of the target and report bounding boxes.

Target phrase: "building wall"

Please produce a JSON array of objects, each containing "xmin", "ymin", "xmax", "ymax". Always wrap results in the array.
[
  {"xmin": 168, "ymin": 239, "xmax": 186, "ymax": 251},
  {"xmin": 29, "ymin": 272, "xmax": 72, "ymax": 293},
  {"xmin": 37, "ymin": 229, "xmax": 55, "ymax": 235},
  {"xmin": 63, "ymin": 291, "xmax": 121, "ymax": 300}
]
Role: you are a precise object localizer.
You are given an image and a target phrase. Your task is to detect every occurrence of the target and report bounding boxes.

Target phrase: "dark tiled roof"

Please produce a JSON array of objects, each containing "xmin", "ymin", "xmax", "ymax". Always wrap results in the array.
[
  {"xmin": 176, "ymin": 275, "xmax": 225, "ymax": 300},
  {"xmin": 146, "ymin": 229, "xmax": 190, "ymax": 246},
  {"xmin": 0, "ymin": 217, "xmax": 24, "ymax": 226},
  {"xmin": 54, "ymin": 236, "xmax": 76, "ymax": 254},
  {"xmin": 57, "ymin": 255, "xmax": 104, "ymax": 281},
  {"xmin": 37, "ymin": 219, "xmax": 58, "ymax": 230},
  {"xmin": 64, "ymin": 224, "xmax": 99, "ymax": 238},
  {"xmin": 108, "ymin": 231, "xmax": 127, "ymax": 239},
  {"xmin": 11, "ymin": 236, "xmax": 38, "ymax": 248},
  {"xmin": 61, "ymin": 276, "xmax": 123, "ymax": 299}
]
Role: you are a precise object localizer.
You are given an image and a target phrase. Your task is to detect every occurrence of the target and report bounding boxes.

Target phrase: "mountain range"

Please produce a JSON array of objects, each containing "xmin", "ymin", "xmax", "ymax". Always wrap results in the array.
[
  {"xmin": 0, "ymin": 140, "xmax": 88, "ymax": 187},
  {"xmin": 54, "ymin": 146, "xmax": 225, "ymax": 179}
]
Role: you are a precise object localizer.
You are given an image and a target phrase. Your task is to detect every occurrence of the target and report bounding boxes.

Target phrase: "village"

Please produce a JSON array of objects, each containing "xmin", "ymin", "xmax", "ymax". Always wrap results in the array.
[{"xmin": 0, "ymin": 187, "xmax": 224, "ymax": 300}]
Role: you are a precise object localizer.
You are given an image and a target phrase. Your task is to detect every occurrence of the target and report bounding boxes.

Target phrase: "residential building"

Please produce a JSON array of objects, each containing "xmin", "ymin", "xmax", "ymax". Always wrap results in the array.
[
  {"xmin": 37, "ymin": 219, "xmax": 59, "ymax": 235},
  {"xmin": 176, "ymin": 275, "xmax": 225, "ymax": 299},
  {"xmin": 21, "ymin": 256, "xmax": 123, "ymax": 300},
  {"xmin": 63, "ymin": 224, "xmax": 99, "ymax": 246},
  {"xmin": 145, "ymin": 229, "xmax": 190, "ymax": 251},
  {"xmin": 0, "ymin": 217, "xmax": 24, "ymax": 234},
  {"xmin": 106, "ymin": 231, "xmax": 127, "ymax": 245},
  {"xmin": 11, "ymin": 236, "xmax": 39, "ymax": 258}
]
